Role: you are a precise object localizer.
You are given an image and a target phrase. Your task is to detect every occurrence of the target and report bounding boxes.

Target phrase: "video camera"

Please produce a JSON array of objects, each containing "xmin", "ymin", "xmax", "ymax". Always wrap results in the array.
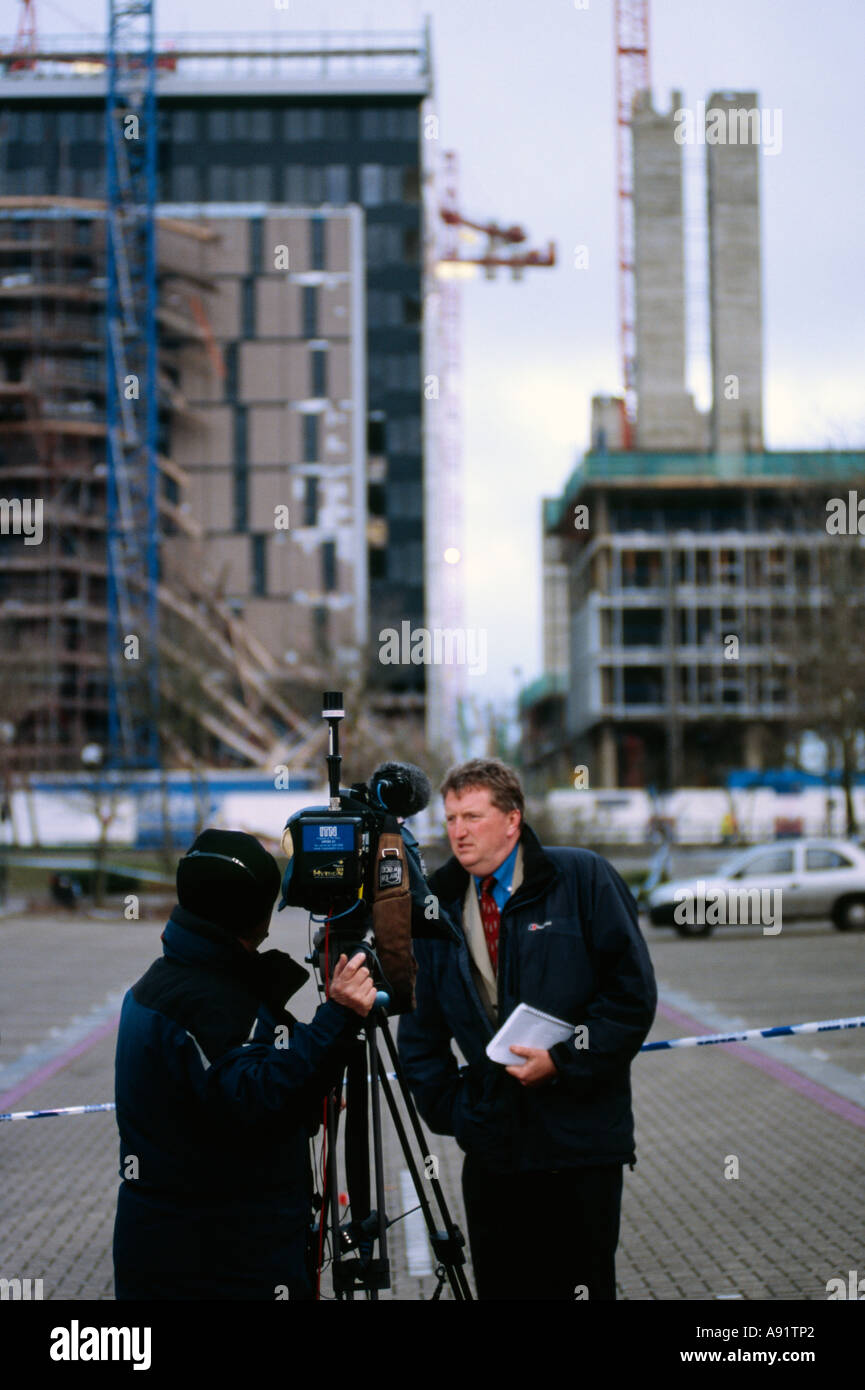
[{"xmin": 277, "ymin": 691, "xmax": 450, "ymax": 1013}]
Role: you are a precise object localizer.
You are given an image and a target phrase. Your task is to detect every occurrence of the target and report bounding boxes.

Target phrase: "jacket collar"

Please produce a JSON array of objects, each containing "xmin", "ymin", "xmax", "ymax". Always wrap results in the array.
[
  {"xmin": 162, "ymin": 903, "xmax": 253, "ymax": 970},
  {"xmin": 433, "ymin": 821, "xmax": 558, "ymax": 912},
  {"xmin": 162, "ymin": 903, "xmax": 309, "ymax": 1009}
]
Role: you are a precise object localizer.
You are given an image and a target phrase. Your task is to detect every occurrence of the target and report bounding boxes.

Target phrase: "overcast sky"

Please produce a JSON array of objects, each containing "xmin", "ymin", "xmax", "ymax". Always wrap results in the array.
[{"xmin": 32, "ymin": 0, "xmax": 865, "ymax": 705}]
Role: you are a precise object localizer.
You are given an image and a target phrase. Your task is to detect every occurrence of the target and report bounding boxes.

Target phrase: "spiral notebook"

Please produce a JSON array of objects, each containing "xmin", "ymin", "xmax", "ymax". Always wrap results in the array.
[{"xmin": 486, "ymin": 1003, "xmax": 574, "ymax": 1065}]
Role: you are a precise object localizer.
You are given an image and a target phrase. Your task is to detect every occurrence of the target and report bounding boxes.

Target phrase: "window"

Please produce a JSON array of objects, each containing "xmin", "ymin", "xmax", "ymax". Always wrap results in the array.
[
  {"xmin": 622, "ymin": 610, "xmax": 663, "ymax": 647},
  {"xmin": 305, "ymin": 167, "xmax": 324, "ymax": 203},
  {"xmin": 360, "ymin": 110, "xmax": 382, "ymax": 140},
  {"xmin": 250, "ymin": 218, "xmax": 263, "ymax": 273},
  {"xmin": 173, "ymin": 109, "xmax": 198, "ymax": 142},
  {"xmin": 208, "ymin": 109, "xmax": 231, "ymax": 141},
  {"xmin": 302, "ymin": 286, "xmax": 318, "ymax": 337},
  {"xmin": 307, "ymin": 109, "xmax": 325, "ymax": 140},
  {"xmin": 623, "ymin": 670, "xmax": 663, "ymax": 704},
  {"xmin": 805, "ymin": 849, "xmax": 853, "ymax": 871},
  {"xmin": 251, "ymin": 535, "xmax": 267, "ymax": 596},
  {"xmin": 242, "ymin": 280, "xmax": 255, "ymax": 337},
  {"xmin": 734, "ymin": 849, "xmax": 794, "ymax": 878},
  {"xmin": 250, "ymin": 109, "xmax": 272, "ymax": 142},
  {"xmin": 322, "ymin": 540, "xmax": 337, "ymax": 591},
  {"xmin": 248, "ymin": 165, "xmax": 273, "ymax": 200},
  {"xmin": 224, "ymin": 343, "xmax": 238, "ymax": 398},
  {"xmin": 73, "ymin": 109, "xmax": 102, "ymax": 141},
  {"xmin": 22, "ymin": 111, "xmax": 44, "ymax": 142},
  {"xmin": 388, "ymin": 481, "xmax": 422, "ymax": 518},
  {"xmin": 326, "ymin": 108, "xmax": 350, "ymax": 140},
  {"xmin": 284, "ymin": 165, "xmax": 305, "ymax": 202},
  {"xmin": 170, "ymin": 165, "xmax": 200, "ymax": 201},
  {"xmin": 368, "ymin": 414, "xmax": 386, "ymax": 454},
  {"xmin": 360, "ymin": 164, "xmax": 384, "ymax": 206},
  {"xmin": 384, "ymin": 167, "xmax": 404, "ymax": 202},
  {"xmin": 208, "ymin": 166, "xmax": 231, "ymax": 199},
  {"xmin": 233, "ymin": 472, "xmax": 248, "ymax": 531},
  {"xmin": 283, "ymin": 110, "xmax": 306, "ymax": 141},
  {"xmin": 367, "ymin": 290, "xmax": 401, "ymax": 327},
  {"xmin": 304, "ymin": 476, "xmax": 319, "ymax": 526},
  {"xmin": 310, "ymin": 216, "xmax": 325, "ymax": 270},
  {"xmin": 303, "ymin": 414, "xmax": 319, "ymax": 462},
  {"xmin": 366, "ymin": 223, "xmax": 401, "ymax": 265},
  {"xmin": 387, "ymin": 417, "xmax": 421, "ymax": 453},
  {"xmin": 311, "ymin": 349, "xmax": 327, "ymax": 397},
  {"xmin": 390, "ymin": 541, "xmax": 423, "ymax": 584},
  {"xmin": 324, "ymin": 165, "xmax": 349, "ymax": 204}
]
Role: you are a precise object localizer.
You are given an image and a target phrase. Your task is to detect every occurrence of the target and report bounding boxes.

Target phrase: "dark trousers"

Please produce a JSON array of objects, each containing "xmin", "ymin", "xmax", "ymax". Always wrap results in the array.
[{"xmin": 461, "ymin": 1155, "xmax": 624, "ymax": 1301}]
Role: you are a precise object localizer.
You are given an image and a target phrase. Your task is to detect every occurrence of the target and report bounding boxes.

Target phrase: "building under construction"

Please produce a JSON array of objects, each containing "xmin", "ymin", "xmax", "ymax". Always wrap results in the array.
[
  {"xmin": 525, "ymin": 84, "xmax": 865, "ymax": 790},
  {"xmin": 0, "ymin": 196, "xmax": 327, "ymax": 775},
  {"xmin": 0, "ymin": 25, "xmax": 442, "ymax": 776}
]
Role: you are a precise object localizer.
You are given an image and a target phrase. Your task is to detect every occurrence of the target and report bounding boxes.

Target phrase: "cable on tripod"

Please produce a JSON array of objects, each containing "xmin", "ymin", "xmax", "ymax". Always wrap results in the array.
[{"xmin": 315, "ymin": 906, "xmax": 335, "ymax": 1300}]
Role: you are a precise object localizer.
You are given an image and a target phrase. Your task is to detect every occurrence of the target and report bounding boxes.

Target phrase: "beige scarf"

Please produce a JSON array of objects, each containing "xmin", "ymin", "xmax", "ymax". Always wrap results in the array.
[{"xmin": 461, "ymin": 843, "xmax": 524, "ymax": 1025}]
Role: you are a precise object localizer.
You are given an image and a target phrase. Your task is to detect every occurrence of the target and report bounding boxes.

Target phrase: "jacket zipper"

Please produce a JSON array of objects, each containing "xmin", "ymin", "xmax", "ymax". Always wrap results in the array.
[{"xmin": 496, "ymin": 880, "xmax": 551, "ymax": 1022}]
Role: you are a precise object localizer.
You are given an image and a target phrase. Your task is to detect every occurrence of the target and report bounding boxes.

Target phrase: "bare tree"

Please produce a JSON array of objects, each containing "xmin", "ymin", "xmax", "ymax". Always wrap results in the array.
[{"xmin": 782, "ymin": 530, "xmax": 865, "ymax": 836}]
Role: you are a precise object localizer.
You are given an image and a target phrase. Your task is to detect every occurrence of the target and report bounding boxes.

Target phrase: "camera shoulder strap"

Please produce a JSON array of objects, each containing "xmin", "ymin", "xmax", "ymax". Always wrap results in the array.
[{"xmin": 372, "ymin": 815, "xmax": 417, "ymax": 1014}]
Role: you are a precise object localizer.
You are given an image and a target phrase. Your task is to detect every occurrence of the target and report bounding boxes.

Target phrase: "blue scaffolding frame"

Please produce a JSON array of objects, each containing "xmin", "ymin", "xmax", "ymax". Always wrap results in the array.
[{"xmin": 104, "ymin": 0, "xmax": 160, "ymax": 769}]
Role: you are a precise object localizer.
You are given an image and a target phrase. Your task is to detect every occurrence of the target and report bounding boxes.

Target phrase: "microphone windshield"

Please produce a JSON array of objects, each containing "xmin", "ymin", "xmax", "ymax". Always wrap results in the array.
[{"xmin": 368, "ymin": 762, "xmax": 431, "ymax": 818}]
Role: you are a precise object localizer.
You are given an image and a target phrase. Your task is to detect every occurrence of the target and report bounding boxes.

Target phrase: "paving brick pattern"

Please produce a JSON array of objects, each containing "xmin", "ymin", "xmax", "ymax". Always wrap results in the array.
[{"xmin": 1, "ymin": 905, "xmax": 863, "ymax": 1300}]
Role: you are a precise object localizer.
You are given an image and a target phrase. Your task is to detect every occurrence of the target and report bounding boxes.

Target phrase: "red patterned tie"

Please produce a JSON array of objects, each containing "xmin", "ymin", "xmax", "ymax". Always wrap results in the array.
[{"xmin": 479, "ymin": 875, "xmax": 501, "ymax": 974}]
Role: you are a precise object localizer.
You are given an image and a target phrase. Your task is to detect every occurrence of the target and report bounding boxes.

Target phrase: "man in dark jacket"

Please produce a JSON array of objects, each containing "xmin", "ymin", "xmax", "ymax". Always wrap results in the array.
[
  {"xmin": 397, "ymin": 760, "xmax": 657, "ymax": 1301},
  {"xmin": 113, "ymin": 828, "xmax": 375, "ymax": 1300}
]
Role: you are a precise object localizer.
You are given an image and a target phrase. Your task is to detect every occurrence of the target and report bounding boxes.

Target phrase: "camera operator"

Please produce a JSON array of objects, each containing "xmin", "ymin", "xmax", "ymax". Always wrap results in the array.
[{"xmin": 112, "ymin": 828, "xmax": 375, "ymax": 1301}]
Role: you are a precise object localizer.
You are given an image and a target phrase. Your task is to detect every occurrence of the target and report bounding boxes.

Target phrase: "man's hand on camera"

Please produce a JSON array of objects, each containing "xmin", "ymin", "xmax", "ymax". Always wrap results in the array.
[{"xmin": 329, "ymin": 952, "xmax": 378, "ymax": 1017}]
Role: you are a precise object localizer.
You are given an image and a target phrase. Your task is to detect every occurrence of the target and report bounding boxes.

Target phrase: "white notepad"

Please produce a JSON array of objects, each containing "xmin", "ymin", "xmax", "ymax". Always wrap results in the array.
[{"xmin": 486, "ymin": 1002, "xmax": 575, "ymax": 1065}]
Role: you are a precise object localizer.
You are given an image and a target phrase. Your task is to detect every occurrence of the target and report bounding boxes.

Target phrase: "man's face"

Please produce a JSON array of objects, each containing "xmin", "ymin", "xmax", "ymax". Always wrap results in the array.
[{"xmin": 443, "ymin": 785, "xmax": 520, "ymax": 877}]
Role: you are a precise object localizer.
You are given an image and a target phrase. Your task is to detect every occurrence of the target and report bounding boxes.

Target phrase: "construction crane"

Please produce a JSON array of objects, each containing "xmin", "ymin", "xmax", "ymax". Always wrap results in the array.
[
  {"xmin": 438, "ymin": 191, "xmax": 556, "ymax": 279},
  {"xmin": 104, "ymin": 0, "xmax": 160, "ymax": 769},
  {"xmin": 614, "ymin": 0, "xmax": 650, "ymax": 448},
  {"xmin": 9, "ymin": 0, "xmax": 37, "ymax": 71},
  {"xmin": 427, "ymin": 151, "xmax": 555, "ymax": 752}
]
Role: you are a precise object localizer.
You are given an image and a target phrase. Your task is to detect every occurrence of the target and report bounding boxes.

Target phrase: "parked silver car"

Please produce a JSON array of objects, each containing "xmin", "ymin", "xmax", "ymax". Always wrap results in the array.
[{"xmin": 648, "ymin": 837, "xmax": 865, "ymax": 937}]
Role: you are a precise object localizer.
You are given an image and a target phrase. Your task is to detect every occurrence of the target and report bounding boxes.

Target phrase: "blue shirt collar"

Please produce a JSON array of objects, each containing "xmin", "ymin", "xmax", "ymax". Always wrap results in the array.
[{"xmin": 474, "ymin": 841, "xmax": 519, "ymax": 895}]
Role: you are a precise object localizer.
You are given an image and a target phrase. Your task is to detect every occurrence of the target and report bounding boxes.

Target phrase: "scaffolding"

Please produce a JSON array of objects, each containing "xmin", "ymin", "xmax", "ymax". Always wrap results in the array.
[{"xmin": 0, "ymin": 197, "xmax": 316, "ymax": 776}]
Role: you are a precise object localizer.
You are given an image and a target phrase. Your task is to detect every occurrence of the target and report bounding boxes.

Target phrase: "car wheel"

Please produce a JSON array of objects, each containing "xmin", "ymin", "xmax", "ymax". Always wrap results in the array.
[
  {"xmin": 832, "ymin": 896, "xmax": 865, "ymax": 931},
  {"xmin": 673, "ymin": 920, "xmax": 714, "ymax": 939}
]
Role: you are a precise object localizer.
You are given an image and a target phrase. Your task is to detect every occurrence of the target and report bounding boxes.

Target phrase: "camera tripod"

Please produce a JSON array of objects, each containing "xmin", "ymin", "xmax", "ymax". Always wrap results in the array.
[{"xmin": 313, "ymin": 982, "xmax": 473, "ymax": 1301}]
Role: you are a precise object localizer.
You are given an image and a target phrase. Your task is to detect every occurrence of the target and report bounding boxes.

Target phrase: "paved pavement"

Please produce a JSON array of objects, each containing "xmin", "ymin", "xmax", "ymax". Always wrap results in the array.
[{"xmin": 1, "ymin": 897, "xmax": 863, "ymax": 1301}]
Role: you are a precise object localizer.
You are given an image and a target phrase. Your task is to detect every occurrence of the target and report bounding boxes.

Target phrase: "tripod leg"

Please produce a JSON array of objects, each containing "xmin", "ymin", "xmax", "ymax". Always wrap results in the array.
[
  {"xmin": 344, "ymin": 1040, "xmax": 370, "ymax": 1226},
  {"xmin": 374, "ymin": 1022, "xmax": 473, "ymax": 1300},
  {"xmin": 322, "ymin": 1090, "xmax": 345, "ymax": 1299},
  {"xmin": 365, "ymin": 1018, "xmax": 390, "ymax": 1300}
]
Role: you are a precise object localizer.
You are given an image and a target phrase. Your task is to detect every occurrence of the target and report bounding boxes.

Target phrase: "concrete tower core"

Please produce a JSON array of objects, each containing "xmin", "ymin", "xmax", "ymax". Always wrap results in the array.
[
  {"xmin": 706, "ymin": 91, "xmax": 764, "ymax": 452},
  {"xmin": 631, "ymin": 90, "xmax": 703, "ymax": 450}
]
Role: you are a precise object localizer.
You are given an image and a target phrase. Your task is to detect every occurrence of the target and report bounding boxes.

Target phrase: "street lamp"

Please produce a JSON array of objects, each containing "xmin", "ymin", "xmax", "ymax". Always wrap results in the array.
[{"xmin": 81, "ymin": 743, "xmax": 107, "ymax": 905}]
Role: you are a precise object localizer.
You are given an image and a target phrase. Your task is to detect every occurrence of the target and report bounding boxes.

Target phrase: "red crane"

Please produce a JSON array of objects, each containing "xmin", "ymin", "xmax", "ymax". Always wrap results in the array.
[{"xmin": 438, "ymin": 187, "xmax": 555, "ymax": 280}]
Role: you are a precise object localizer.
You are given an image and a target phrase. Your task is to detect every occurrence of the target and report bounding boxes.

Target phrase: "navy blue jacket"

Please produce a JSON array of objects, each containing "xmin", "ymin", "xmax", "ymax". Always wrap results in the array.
[
  {"xmin": 113, "ymin": 904, "xmax": 359, "ymax": 1299},
  {"xmin": 397, "ymin": 825, "xmax": 657, "ymax": 1172}
]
